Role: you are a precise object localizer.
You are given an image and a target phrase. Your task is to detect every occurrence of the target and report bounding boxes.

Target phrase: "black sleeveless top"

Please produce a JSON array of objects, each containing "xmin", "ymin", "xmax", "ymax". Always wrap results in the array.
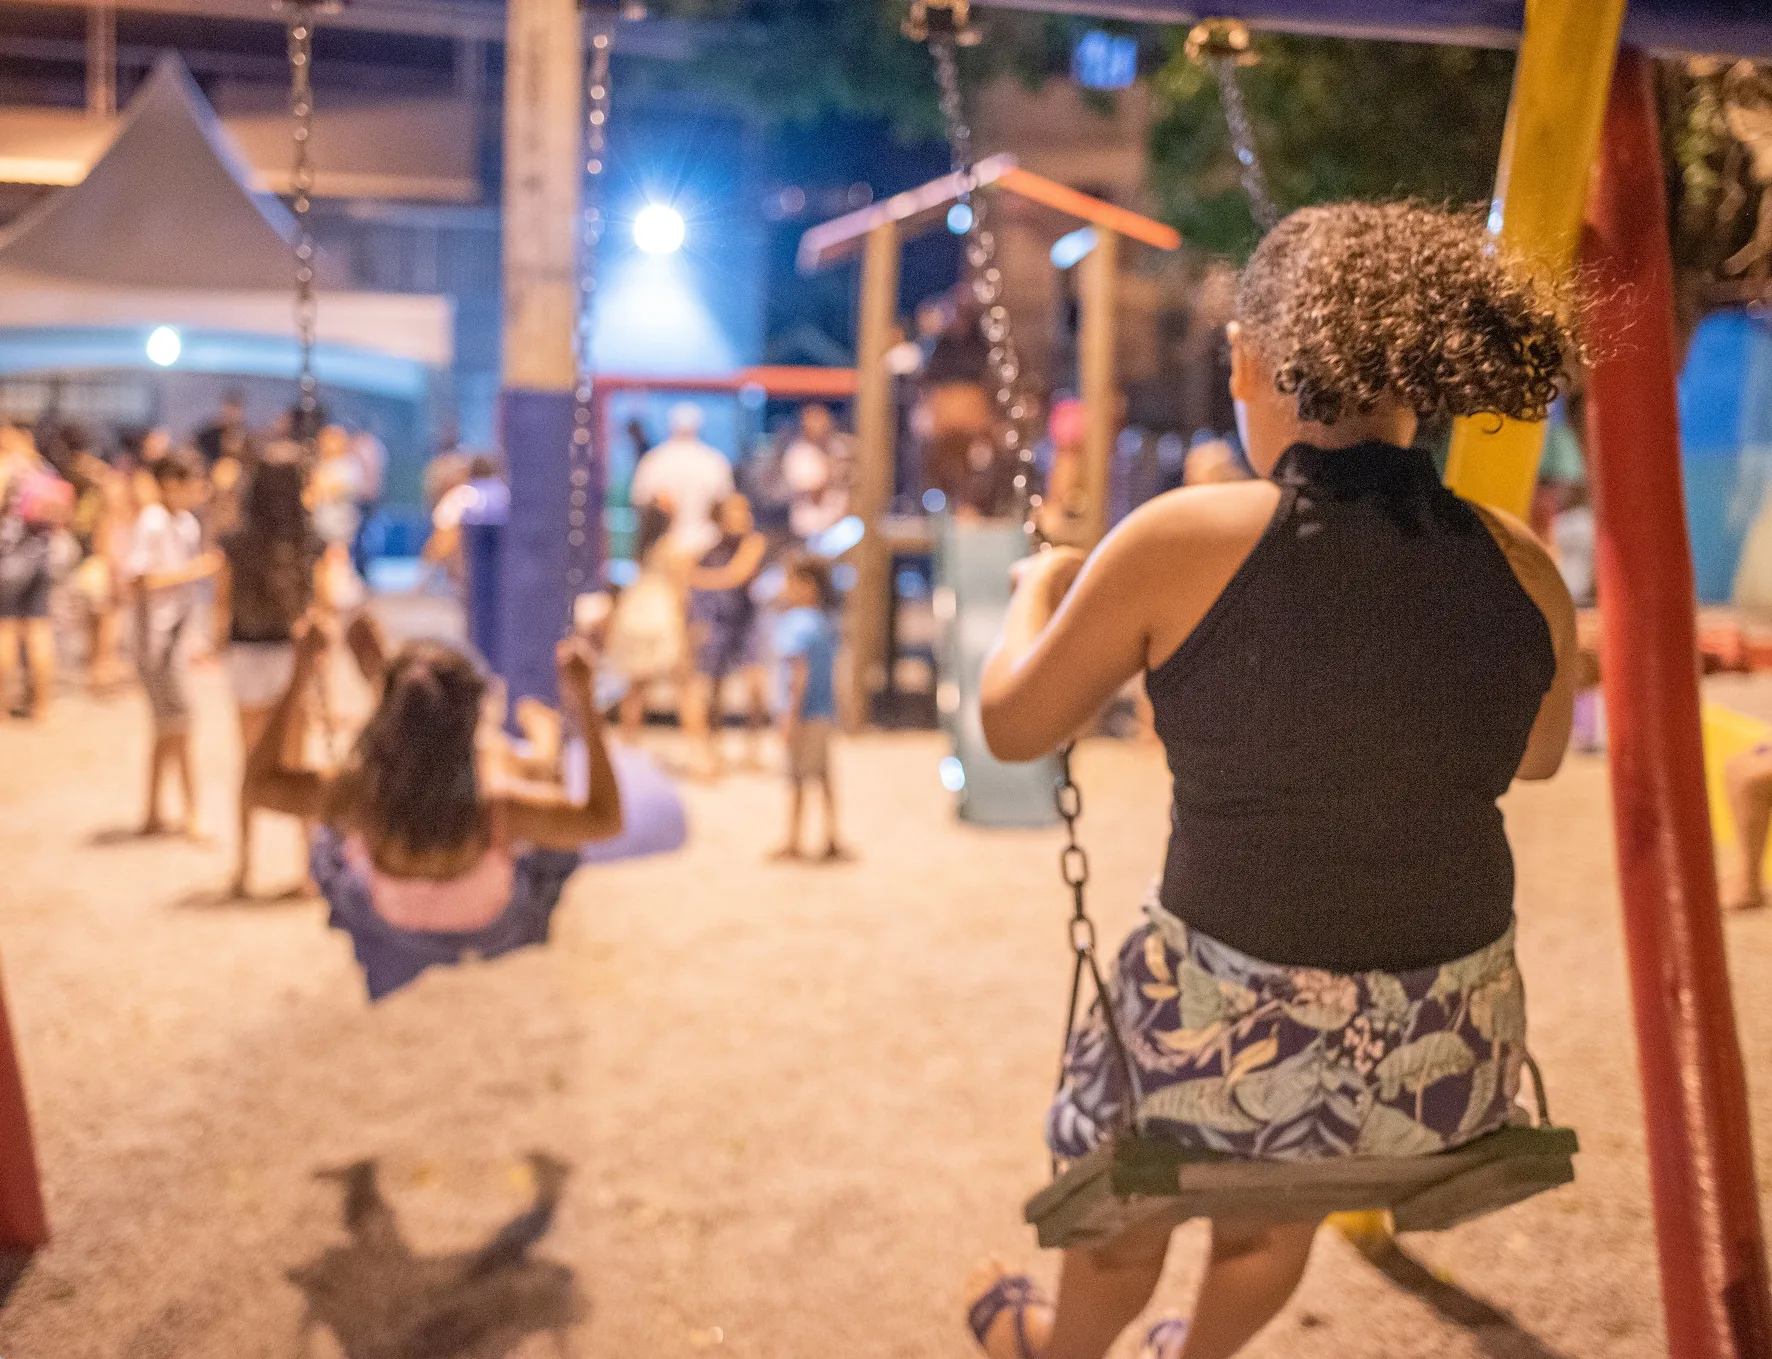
[{"xmin": 1147, "ymin": 442, "xmax": 1556, "ymax": 974}]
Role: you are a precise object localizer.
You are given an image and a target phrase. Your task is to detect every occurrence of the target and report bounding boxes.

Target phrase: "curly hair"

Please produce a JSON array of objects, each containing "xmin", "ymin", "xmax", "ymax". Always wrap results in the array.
[{"xmin": 1236, "ymin": 203, "xmax": 1575, "ymax": 426}]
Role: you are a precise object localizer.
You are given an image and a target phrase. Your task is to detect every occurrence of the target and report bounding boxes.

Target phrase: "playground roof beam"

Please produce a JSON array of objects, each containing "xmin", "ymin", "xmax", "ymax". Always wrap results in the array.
[{"xmin": 979, "ymin": 0, "xmax": 1772, "ymax": 60}]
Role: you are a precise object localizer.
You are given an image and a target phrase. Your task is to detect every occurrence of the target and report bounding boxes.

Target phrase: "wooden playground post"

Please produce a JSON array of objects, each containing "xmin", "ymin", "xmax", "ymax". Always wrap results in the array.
[
  {"xmin": 1442, "ymin": 0, "xmax": 1627, "ymax": 519},
  {"xmin": 1076, "ymin": 225, "xmax": 1120, "ymax": 547},
  {"xmin": 1585, "ymin": 47, "xmax": 1772, "ymax": 1359},
  {"xmin": 848, "ymin": 220, "xmax": 902, "ymax": 724}
]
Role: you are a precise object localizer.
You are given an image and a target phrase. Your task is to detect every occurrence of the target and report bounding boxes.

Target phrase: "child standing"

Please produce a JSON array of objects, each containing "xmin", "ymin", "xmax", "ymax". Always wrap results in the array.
[
  {"xmin": 772, "ymin": 556, "xmax": 847, "ymax": 860},
  {"xmin": 127, "ymin": 450, "xmax": 221, "ymax": 838}
]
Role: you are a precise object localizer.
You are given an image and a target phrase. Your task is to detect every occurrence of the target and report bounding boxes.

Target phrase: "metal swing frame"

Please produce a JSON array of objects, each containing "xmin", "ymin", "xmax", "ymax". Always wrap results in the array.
[{"xmin": 903, "ymin": 6, "xmax": 1579, "ymax": 1249}]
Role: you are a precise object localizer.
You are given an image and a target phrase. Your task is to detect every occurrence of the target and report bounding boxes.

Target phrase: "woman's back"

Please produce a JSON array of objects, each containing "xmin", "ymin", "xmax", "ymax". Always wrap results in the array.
[{"xmin": 1148, "ymin": 441, "xmax": 1556, "ymax": 974}]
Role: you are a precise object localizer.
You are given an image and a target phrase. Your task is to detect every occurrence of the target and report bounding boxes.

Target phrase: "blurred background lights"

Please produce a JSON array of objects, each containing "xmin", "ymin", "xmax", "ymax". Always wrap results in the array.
[
  {"xmin": 145, "ymin": 325, "xmax": 181, "ymax": 367},
  {"xmin": 946, "ymin": 203, "xmax": 974, "ymax": 235},
  {"xmin": 938, "ymin": 756, "xmax": 967, "ymax": 793},
  {"xmin": 633, "ymin": 202, "xmax": 687, "ymax": 255}
]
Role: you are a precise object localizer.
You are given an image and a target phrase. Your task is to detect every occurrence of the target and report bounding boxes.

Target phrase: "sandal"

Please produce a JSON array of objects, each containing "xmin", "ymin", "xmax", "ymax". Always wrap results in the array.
[
  {"xmin": 965, "ymin": 1273, "xmax": 1048, "ymax": 1359},
  {"xmin": 1139, "ymin": 1317, "xmax": 1191, "ymax": 1359}
]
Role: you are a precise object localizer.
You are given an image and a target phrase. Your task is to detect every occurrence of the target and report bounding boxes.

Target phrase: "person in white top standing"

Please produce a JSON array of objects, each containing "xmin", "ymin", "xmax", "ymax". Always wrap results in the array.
[
  {"xmin": 629, "ymin": 404, "xmax": 733, "ymax": 560},
  {"xmin": 127, "ymin": 450, "xmax": 221, "ymax": 838}
]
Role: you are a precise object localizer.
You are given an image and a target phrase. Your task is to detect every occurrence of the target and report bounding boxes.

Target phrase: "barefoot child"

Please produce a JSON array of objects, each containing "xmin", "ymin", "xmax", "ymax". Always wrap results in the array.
[
  {"xmin": 772, "ymin": 555, "xmax": 846, "ymax": 860},
  {"xmin": 127, "ymin": 450, "xmax": 222, "ymax": 837}
]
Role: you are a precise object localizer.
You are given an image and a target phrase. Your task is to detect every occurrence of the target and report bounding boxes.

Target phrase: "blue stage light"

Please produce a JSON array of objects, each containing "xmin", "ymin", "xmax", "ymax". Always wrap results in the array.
[{"xmin": 947, "ymin": 203, "xmax": 974, "ymax": 235}]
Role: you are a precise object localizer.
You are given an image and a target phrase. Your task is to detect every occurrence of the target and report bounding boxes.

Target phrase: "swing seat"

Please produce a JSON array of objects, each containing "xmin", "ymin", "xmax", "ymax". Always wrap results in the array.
[{"xmin": 1025, "ymin": 1122, "xmax": 1578, "ymax": 1250}]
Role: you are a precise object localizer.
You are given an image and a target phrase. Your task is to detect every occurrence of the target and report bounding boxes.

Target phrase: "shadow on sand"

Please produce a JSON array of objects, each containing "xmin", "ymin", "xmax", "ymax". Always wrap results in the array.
[
  {"xmin": 1352, "ymin": 1233, "xmax": 1575, "ymax": 1359},
  {"xmin": 289, "ymin": 1151, "xmax": 585, "ymax": 1359}
]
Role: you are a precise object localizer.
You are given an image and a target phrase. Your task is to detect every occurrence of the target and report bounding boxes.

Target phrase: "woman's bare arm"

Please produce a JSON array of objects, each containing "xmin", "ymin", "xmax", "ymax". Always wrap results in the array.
[
  {"xmin": 980, "ymin": 482, "xmax": 1278, "ymax": 763},
  {"xmin": 1473, "ymin": 504, "xmax": 1579, "ymax": 782},
  {"xmin": 500, "ymin": 639, "xmax": 624, "ymax": 850},
  {"xmin": 687, "ymin": 531, "xmax": 766, "ymax": 591},
  {"xmin": 243, "ymin": 617, "xmax": 331, "ymax": 818}
]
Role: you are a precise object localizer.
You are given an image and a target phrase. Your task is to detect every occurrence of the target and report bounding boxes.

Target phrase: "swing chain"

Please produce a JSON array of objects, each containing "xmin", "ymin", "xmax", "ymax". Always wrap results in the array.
[
  {"xmin": 280, "ymin": 0, "xmax": 332, "ymax": 448},
  {"xmin": 925, "ymin": 31, "xmax": 1040, "ymax": 540},
  {"xmin": 1053, "ymin": 745, "xmax": 1143, "ymax": 1165},
  {"xmin": 1186, "ymin": 20, "xmax": 1278, "ymax": 234},
  {"xmin": 567, "ymin": 9, "xmax": 623, "ymax": 614}
]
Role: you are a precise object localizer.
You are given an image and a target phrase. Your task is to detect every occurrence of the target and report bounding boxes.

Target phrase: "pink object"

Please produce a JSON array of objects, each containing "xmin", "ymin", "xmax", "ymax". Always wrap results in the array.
[
  {"xmin": 1048, "ymin": 398, "xmax": 1085, "ymax": 451},
  {"xmin": 12, "ymin": 469, "xmax": 72, "ymax": 526},
  {"xmin": 344, "ymin": 834, "xmax": 516, "ymax": 933}
]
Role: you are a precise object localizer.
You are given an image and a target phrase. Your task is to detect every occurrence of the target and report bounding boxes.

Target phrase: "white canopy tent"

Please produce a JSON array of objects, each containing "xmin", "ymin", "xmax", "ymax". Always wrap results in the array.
[{"xmin": 0, "ymin": 53, "xmax": 452, "ymax": 396}]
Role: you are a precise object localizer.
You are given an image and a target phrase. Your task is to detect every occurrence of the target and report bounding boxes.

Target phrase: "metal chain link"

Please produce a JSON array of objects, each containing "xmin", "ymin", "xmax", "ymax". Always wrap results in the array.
[
  {"xmin": 568, "ymin": 16, "xmax": 618, "ymax": 611},
  {"xmin": 1187, "ymin": 20, "xmax": 1278, "ymax": 234},
  {"xmin": 927, "ymin": 35, "xmax": 1041, "ymax": 539},
  {"xmin": 281, "ymin": 0, "xmax": 329, "ymax": 448},
  {"xmin": 1053, "ymin": 744, "xmax": 1142, "ymax": 1162}
]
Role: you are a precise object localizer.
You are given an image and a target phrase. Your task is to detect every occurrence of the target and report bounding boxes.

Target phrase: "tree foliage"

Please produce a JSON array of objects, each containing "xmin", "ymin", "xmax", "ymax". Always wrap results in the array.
[
  {"xmin": 1145, "ymin": 32, "xmax": 1516, "ymax": 260},
  {"xmin": 1658, "ymin": 58, "xmax": 1772, "ymax": 347},
  {"xmin": 634, "ymin": 0, "xmax": 1073, "ymax": 139}
]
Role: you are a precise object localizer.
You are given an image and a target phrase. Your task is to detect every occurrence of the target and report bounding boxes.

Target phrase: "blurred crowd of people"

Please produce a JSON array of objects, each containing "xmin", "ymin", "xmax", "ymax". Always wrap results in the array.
[{"xmin": 0, "ymin": 392, "xmax": 389, "ymax": 889}]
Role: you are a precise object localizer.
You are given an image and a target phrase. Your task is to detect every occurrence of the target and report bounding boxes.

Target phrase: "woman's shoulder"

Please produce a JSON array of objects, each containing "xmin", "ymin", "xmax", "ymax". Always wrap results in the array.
[
  {"xmin": 1464, "ymin": 500, "xmax": 1576, "ymax": 657},
  {"xmin": 1099, "ymin": 480, "xmax": 1282, "ymax": 569}
]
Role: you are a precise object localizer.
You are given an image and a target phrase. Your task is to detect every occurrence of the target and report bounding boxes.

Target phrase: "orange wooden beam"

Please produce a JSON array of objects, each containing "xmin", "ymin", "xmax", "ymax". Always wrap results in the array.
[{"xmin": 995, "ymin": 167, "xmax": 1182, "ymax": 251}]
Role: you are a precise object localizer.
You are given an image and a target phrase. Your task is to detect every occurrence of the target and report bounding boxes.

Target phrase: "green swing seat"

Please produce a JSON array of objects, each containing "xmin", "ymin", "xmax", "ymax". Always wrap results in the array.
[{"xmin": 1025, "ymin": 1118, "xmax": 1578, "ymax": 1250}]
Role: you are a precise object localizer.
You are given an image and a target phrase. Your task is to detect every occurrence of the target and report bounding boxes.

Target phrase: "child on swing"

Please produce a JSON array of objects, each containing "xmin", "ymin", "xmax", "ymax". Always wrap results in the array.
[
  {"xmin": 243, "ymin": 614, "xmax": 624, "ymax": 999},
  {"xmin": 965, "ymin": 203, "xmax": 1579, "ymax": 1359}
]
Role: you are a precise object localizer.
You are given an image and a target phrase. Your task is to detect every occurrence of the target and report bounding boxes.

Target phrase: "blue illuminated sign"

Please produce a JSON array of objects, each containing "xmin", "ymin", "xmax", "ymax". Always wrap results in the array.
[{"xmin": 1073, "ymin": 31, "xmax": 1137, "ymax": 90}]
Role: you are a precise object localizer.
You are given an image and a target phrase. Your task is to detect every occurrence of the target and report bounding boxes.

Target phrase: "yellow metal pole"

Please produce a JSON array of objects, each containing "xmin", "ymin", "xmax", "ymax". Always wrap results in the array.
[
  {"xmin": 846, "ymin": 219, "xmax": 901, "ymax": 728},
  {"xmin": 1442, "ymin": 0, "xmax": 1628, "ymax": 518},
  {"xmin": 1078, "ymin": 227, "xmax": 1121, "ymax": 547}
]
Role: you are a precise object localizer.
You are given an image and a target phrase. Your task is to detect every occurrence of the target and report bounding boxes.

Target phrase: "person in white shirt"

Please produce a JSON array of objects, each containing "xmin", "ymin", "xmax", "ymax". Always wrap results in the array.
[
  {"xmin": 781, "ymin": 403, "xmax": 853, "ymax": 541},
  {"xmin": 629, "ymin": 404, "xmax": 733, "ymax": 560},
  {"xmin": 127, "ymin": 450, "xmax": 221, "ymax": 838}
]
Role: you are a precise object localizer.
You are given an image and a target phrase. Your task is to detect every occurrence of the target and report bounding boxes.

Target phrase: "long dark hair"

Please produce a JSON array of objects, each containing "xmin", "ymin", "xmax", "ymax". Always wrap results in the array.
[
  {"xmin": 235, "ymin": 459, "xmax": 312, "ymax": 628},
  {"xmin": 336, "ymin": 641, "xmax": 488, "ymax": 870}
]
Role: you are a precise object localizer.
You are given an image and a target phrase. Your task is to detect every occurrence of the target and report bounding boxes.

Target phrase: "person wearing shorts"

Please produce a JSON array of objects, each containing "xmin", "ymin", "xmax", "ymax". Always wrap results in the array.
[
  {"xmin": 127, "ymin": 451, "xmax": 220, "ymax": 838},
  {"xmin": 221, "ymin": 452, "xmax": 320, "ymax": 895},
  {"xmin": 772, "ymin": 555, "xmax": 847, "ymax": 861}
]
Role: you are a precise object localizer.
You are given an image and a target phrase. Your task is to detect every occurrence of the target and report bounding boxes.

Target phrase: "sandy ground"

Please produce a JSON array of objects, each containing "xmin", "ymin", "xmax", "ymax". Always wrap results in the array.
[{"xmin": 2, "ymin": 633, "xmax": 1772, "ymax": 1358}]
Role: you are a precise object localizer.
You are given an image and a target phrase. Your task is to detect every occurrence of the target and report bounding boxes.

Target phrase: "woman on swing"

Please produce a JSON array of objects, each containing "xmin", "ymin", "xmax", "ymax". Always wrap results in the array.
[
  {"xmin": 967, "ymin": 203, "xmax": 1579, "ymax": 1359},
  {"xmin": 244, "ymin": 613, "xmax": 623, "ymax": 999}
]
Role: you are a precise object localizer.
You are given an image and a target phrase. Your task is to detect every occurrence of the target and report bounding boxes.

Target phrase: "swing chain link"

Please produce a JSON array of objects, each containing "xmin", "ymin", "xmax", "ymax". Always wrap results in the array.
[
  {"xmin": 280, "ymin": 0, "xmax": 331, "ymax": 449},
  {"xmin": 925, "ymin": 31, "xmax": 1041, "ymax": 541},
  {"xmin": 1186, "ymin": 20, "xmax": 1278, "ymax": 234},
  {"xmin": 1053, "ymin": 745, "xmax": 1143, "ymax": 1164},
  {"xmin": 567, "ymin": 9, "xmax": 622, "ymax": 614}
]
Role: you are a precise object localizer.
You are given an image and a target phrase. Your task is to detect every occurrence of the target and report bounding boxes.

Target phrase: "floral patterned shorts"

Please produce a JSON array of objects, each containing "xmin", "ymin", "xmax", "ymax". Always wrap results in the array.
[{"xmin": 1047, "ymin": 894, "xmax": 1527, "ymax": 1163}]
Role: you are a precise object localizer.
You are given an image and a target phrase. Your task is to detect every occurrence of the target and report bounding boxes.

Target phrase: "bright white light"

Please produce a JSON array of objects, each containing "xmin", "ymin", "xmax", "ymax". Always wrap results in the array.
[
  {"xmin": 947, "ymin": 203, "xmax": 974, "ymax": 235},
  {"xmin": 633, "ymin": 203, "xmax": 686, "ymax": 255},
  {"xmin": 145, "ymin": 326, "xmax": 181, "ymax": 367},
  {"xmin": 939, "ymin": 756, "xmax": 967, "ymax": 793}
]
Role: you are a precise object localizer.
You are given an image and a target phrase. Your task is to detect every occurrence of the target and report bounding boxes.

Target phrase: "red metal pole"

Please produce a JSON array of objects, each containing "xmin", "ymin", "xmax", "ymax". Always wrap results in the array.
[
  {"xmin": 0, "ymin": 971, "xmax": 47, "ymax": 1250},
  {"xmin": 1585, "ymin": 47, "xmax": 1772, "ymax": 1359}
]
